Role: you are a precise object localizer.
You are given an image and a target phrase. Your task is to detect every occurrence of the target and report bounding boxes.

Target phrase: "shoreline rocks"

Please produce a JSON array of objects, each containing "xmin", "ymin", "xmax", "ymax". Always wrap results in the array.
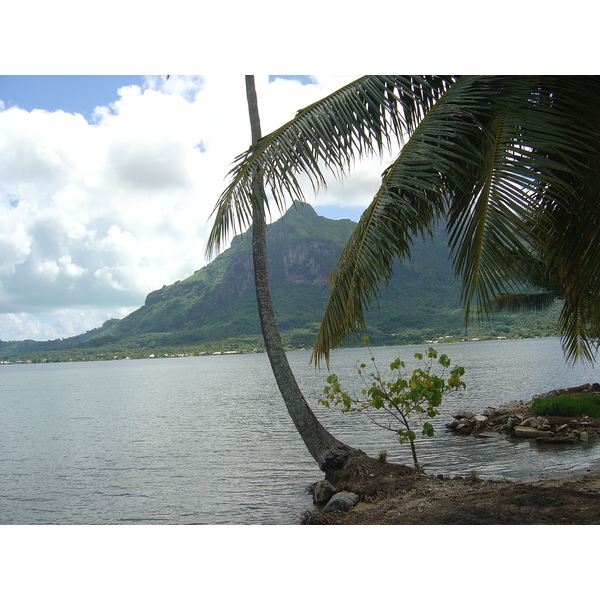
[
  {"xmin": 322, "ymin": 491, "xmax": 359, "ymax": 514},
  {"xmin": 307, "ymin": 481, "xmax": 360, "ymax": 514},
  {"xmin": 446, "ymin": 384, "xmax": 600, "ymax": 444}
]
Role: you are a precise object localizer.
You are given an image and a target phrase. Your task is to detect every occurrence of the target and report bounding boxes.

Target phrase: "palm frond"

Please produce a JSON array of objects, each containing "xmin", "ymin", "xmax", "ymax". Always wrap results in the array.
[
  {"xmin": 313, "ymin": 76, "xmax": 600, "ymax": 365},
  {"xmin": 313, "ymin": 76, "xmax": 537, "ymax": 364},
  {"xmin": 209, "ymin": 75, "xmax": 600, "ymax": 366},
  {"xmin": 206, "ymin": 76, "xmax": 457, "ymax": 257},
  {"xmin": 558, "ymin": 299, "xmax": 598, "ymax": 365}
]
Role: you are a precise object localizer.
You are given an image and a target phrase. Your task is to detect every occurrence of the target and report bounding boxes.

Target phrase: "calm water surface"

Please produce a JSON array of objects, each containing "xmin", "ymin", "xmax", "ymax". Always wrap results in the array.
[{"xmin": 1, "ymin": 337, "xmax": 598, "ymax": 524}]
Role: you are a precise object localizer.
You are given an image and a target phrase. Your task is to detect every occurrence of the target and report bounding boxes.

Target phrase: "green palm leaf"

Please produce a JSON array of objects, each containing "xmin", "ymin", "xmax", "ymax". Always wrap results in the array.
[
  {"xmin": 209, "ymin": 75, "xmax": 600, "ymax": 366},
  {"xmin": 313, "ymin": 76, "xmax": 600, "ymax": 365},
  {"xmin": 206, "ymin": 76, "xmax": 457, "ymax": 256}
]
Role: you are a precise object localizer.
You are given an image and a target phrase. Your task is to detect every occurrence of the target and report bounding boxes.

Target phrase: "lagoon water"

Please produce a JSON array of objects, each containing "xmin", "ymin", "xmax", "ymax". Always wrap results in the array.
[{"xmin": 1, "ymin": 337, "xmax": 599, "ymax": 525}]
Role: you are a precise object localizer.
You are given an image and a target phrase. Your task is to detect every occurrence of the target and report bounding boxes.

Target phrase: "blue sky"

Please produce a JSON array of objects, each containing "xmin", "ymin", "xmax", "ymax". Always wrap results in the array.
[
  {"xmin": 0, "ymin": 75, "xmax": 318, "ymax": 121},
  {"xmin": 0, "ymin": 76, "xmax": 146, "ymax": 121},
  {"xmin": 0, "ymin": 74, "xmax": 378, "ymax": 341},
  {"xmin": 0, "ymin": 75, "xmax": 314, "ymax": 120}
]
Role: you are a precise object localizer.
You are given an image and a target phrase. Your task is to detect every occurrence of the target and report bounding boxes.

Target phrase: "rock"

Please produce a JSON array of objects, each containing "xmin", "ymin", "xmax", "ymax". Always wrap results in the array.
[
  {"xmin": 514, "ymin": 426, "xmax": 554, "ymax": 439},
  {"xmin": 506, "ymin": 416, "xmax": 519, "ymax": 429},
  {"xmin": 474, "ymin": 414, "xmax": 488, "ymax": 425},
  {"xmin": 482, "ymin": 407, "xmax": 496, "ymax": 417},
  {"xmin": 501, "ymin": 400, "xmax": 529, "ymax": 412},
  {"xmin": 452, "ymin": 410, "xmax": 474, "ymax": 419},
  {"xmin": 522, "ymin": 416, "xmax": 551, "ymax": 430},
  {"xmin": 445, "ymin": 419, "xmax": 461, "ymax": 430},
  {"xmin": 580, "ymin": 431, "xmax": 590, "ymax": 442},
  {"xmin": 535, "ymin": 383, "xmax": 595, "ymax": 400},
  {"xmin": 455, "ymin": 422, "xmax": 474, "ymax": 434},
  {"xmin": 313, "ymin": 480, "xmax": 336, "ymax": 504},
  {"xmin": 322, "ymin": 491, "xmax": 359, "ymax": 514}
]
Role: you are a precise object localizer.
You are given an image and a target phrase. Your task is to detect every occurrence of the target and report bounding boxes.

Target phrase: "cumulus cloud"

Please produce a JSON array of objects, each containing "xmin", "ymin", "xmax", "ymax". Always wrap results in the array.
[{"xmin": 0, "ymin": 74, "xmax": 385, "ymax": 341}]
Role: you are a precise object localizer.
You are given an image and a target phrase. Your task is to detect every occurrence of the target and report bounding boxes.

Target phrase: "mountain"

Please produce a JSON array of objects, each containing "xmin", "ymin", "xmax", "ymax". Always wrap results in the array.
[
  {"xmin": 0, "ymin": 202, "xmax": 560, "ymax": 361},
  {"xmin": 87, "ymin": 202, "xmax": 358, "ymax": 346}
]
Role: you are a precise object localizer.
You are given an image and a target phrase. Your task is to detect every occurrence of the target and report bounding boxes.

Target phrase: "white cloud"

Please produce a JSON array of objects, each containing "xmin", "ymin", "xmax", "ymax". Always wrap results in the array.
[
  {"xmin": 0, "ymin": 308, "xmax": 135, "ymax": 342},
  {"xmin": 0, "ymin": 74, "xmax": 384, "ymax": 341}
]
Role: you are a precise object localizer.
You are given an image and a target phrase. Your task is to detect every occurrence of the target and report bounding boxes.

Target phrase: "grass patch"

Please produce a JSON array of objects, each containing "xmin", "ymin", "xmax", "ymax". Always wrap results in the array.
[
  {"xmin": 469, "ymin": 470, "xmax": 481, "ymax": 482},
  {"xmin": 530, "ymin": 394, "xmax": 600, "ymax": 418}
]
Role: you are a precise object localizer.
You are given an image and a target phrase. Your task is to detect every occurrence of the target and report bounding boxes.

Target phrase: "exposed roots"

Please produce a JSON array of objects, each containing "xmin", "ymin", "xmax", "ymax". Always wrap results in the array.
[{"xmin": 321, "ymin": 444, "xmax": 414, "ymax": 482}]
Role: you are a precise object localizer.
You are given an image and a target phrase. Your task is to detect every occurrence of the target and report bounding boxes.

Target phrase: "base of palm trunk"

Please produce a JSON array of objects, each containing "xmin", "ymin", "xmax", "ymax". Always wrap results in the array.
[{"xmin": 321, "ymin": 444, "xmax": 415, "ymax": 483}]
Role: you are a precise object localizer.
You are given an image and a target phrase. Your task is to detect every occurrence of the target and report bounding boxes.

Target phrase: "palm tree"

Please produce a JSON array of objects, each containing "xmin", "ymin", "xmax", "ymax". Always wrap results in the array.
[
  {"xmin": 235, "ymin": 76, "xmax": 364, "ymax": 475},
  {"xmin": 208, "ymin": 76, "xmax": 600, "ymax": 367}
]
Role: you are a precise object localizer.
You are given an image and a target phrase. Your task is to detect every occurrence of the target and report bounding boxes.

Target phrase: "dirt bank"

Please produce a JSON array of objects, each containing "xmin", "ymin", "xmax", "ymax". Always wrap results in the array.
[{"xmin": 302, "ymin": 467, "xmax": 600, "ymax": 524}]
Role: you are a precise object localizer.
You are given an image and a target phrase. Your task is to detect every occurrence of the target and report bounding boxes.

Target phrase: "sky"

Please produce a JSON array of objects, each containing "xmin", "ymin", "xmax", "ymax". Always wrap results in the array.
[
  {"xmin": 0, "ymin": 1, "xmax": 592, "ymax": 344},
  {"xmin": 0, "ymin": 74, "xmax": 397, "ymax": 342}
]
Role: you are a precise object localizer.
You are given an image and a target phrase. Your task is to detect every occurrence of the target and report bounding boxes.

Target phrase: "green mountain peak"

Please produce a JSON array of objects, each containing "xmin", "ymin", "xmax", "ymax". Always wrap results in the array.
[{"xmin": 0, "ymin": 203, "xmax": 561, "ymax": 361}]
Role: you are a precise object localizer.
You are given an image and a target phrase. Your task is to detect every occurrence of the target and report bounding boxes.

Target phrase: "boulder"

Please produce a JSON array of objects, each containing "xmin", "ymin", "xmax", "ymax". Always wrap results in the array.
[
  {"xmin": 506, "ymin": 416, "xmax": 519, "ymax": 429},
  {"xmin": 313, "ymin": 480, "xmax": 336, "ymax": 504},
  {"xmin": 452, "ymin": 410, "xmax": 474, "ymax": 419},
  {"xmin": 455, "ymin": 421, "xmax": 474, "ymax": 434},
  {"xmin": 322, "ymin": 491, "xmax": 359, "ymax": 514},
  {"xmin": 521, "ymin": 416, "xmax": 551, "ymax": 430},
  {"xmin": 501, "ymin": 400, "xmax": 529, "ymax": 412},
  {"xmin": 514, "ymin": 426, "xmax": 554, "ymax": 439}
]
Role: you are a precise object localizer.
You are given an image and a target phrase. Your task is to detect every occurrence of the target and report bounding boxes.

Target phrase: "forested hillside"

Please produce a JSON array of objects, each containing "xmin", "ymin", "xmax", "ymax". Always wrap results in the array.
[{"xmin": 1, "ymin": 202, "xmax": 560, "ymax": 362}]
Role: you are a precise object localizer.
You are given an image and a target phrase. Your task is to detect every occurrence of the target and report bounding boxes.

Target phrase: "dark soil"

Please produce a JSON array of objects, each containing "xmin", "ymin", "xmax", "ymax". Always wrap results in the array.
[{"xmin": 301, "ymin": 469, "xmax": 600, "ymax": 525}]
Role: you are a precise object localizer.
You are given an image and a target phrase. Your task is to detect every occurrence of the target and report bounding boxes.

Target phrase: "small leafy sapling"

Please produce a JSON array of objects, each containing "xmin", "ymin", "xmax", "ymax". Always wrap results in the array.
[{"xmin": 320, "ymin": 346, "xmax": 465, "ymax": 471}]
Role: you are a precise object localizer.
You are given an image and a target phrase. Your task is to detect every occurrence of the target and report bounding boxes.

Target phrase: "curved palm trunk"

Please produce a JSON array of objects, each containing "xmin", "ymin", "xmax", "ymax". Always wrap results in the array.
[{"xmin": 245, "ymin": 76, "xmax": 357, "ymax": 471}]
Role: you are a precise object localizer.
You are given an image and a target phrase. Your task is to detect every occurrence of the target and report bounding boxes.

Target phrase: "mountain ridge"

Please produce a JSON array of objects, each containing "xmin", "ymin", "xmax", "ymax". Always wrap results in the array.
[{"xmin": 0, "ymin": 202, "xmax": 560, "ymax": 361}]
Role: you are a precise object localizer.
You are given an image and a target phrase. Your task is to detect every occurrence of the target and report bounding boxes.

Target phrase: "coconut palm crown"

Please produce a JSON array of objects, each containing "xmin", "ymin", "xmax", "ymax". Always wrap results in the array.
[{"xmin": 207, "ymin": 76, "xmax": 600, "ymax": 366}]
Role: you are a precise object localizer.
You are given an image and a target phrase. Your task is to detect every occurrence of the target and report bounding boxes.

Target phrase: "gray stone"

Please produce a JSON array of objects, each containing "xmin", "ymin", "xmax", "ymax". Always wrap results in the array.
[
  {"xmin": 522, "ymin": 416, "xmax": 551, "ymax": 430},
  {"xmin": 503, "ymin": 401, "xmax": 528, "ymax": 412},
  {"xmin": 455, "ymin": 422, "xmax": 473, "ymax": 434},
  {"xmin": 452, "ymin": 410, "xmax": 474, "ymax": 419},
  {"xmin": 445, "ymin": 419, "xmax": 461, "ymax": 430},
  {"xmin": 506, "ymin": 416, "xmax": 518, "ymax": 429},
  {"xmin": 313, "ymin": 480, "xmax": 336, "ymax": 504},
  {"xmin": 514, "ymin": 426, "xmax": 554, "ymax": 439},
  {"xmin": 322, "ymin": 491, "xmax": 359, "ymax": 514}
]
